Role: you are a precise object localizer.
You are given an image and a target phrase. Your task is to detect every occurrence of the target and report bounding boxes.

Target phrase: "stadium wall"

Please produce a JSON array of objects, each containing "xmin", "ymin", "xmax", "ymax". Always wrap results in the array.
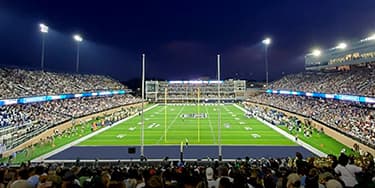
[
  {"xmin": 2, "ymin": 102, "xmax": 145, "ymax": 158},
  {"xmin": 245, "ymin": 102, "xmax": 375, "ymax": 156}
]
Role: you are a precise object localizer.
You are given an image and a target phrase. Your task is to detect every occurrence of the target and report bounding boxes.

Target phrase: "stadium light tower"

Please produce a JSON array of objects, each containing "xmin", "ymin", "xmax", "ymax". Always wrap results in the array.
[
  {"xmin": 262, "ymin": 37, "xmax": 271, "ymax": 87},
  {"xmin": 312, "ymin": 49, "xmax": 321, "ymax": 57},
  {"xmin": 361, "ymin": 34, "xmax": 375, "ymax": 42},
  {"xmin": 39, "ymin": 23, "xmax": 48, "ymax": 71},
  {"xmin": 366, "ymin": 34, "xmax": 375, "ymax": 41},
  {"xmin": 336, "ymin": 42, "xmax": 347, "ymax": 49},
  {"xmin": 73, "ymin": 34, "xmax": 83, "ymax": 73}
]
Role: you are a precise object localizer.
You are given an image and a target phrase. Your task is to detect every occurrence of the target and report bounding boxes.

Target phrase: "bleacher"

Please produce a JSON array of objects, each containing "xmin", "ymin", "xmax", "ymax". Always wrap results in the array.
[
  {"xmin": 0, "ymin": 68, "xmax": 141, "ymax": 152},
  {"xmin": 249, "ymin": 66, "xmax": 375, "ymax": 150},
  {"xmin": 270, "ymin": 66, "xmax": 375, "ymax": 97},
  {"xmin": 0, "ymin": 68, "xmax": 126, "ymax": 99}
]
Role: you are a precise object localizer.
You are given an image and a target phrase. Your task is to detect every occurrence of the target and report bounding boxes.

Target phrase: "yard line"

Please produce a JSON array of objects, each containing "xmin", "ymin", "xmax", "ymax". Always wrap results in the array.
[
  {"xmin": 156, "ymin": 105, "xmax": 185, "ymax": 144},
  {"xmin": 205, "ymin": 105, "xmax": 217, "ymax": 144}
]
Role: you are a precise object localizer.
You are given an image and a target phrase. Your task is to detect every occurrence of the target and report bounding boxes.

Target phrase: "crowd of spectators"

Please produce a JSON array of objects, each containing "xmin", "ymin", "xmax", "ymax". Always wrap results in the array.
[
  {"xmin": 0, "ymin": 67, "xmax": 142, "ymax": 150},
  {"xmin": 248, "ymin": 94, "xmax": 375, "ymax": 148},
  {"xmin": 0, "ymin": 151, "xmax": 373, "ymax": 188},
  {"xmin": 0, "ymin": 95, "xmax": 141, "ymax": 128},
  {"xmin": 0, "ymin": 68, "xmax": 126, "ymax": 99},
  {"xmin": 0, "ymin": 94, "xmax": 142, "ymax": 150},
  {"xmin": 270, "ymin": 66, "xmax": 375, "ymax": 97}
]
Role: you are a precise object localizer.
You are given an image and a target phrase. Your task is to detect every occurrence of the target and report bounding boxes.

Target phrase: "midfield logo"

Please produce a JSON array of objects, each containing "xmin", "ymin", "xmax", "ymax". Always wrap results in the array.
[{"xmin": 180, "ymin": 113, "xmax": 208, "ymax": 119}]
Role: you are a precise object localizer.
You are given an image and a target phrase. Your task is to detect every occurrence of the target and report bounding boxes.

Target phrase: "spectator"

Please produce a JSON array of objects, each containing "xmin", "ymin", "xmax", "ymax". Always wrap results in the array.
[
  {"xmin": 334, "ymin": 154, "xmax": 362, "ymax": 187},
  {"xmin": 270, "ymin": 66, "xmax": 375, "ymax": 97},
  {"xmin": 246, "ymin": 94, "xmax": 375, "ymax": 147}
]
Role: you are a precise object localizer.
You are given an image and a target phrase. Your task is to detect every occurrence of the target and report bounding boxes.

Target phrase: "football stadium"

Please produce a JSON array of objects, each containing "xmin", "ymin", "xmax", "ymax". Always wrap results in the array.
[{"xmin": 1, "ymin": 1, "xmax": 375, "ymax": 188}]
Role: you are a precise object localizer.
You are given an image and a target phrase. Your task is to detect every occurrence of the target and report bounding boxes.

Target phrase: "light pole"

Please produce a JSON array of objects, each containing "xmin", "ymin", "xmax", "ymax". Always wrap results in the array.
[
  {"xmin": 141, "ymin": 53, "xmax": 145, "ymax": 160},
  {"xmin": 262, "ymin": 38, "xmax": 271, "ymax": 87},
  {"xmin": 73, "ymin": 34, "xmax": 83, "ymax": 73},
  {"xmin": 217, "ymin": 54, "xmax": 222, "ymax": 161},
  {"xmin": 39, "ymin": 23, "xmax": 48, "ymax": 71}
]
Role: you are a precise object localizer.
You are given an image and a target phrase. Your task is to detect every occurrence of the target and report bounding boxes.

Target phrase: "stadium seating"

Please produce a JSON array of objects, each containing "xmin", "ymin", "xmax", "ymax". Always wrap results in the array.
[
  {"xmin": 0, "ymin": 95, "xmax": 141, "ymax": 150},
  {"xmin": 270, "ymin": 66, "xmax": 375, "ymax": 97},
  {"xmin": 0, "ymin": 67, "xmax": 142, "ymax": 152},
  {"xmin": 0, "ymin": 68, "xmax": 126, "ymax": 99},
  {"xmin": 248, "ymin": 94, "xmax": 375, "ymax": 148},
  {"xmin": 0, "ymin": 66, "xmax": 374, "ymax": 188}
]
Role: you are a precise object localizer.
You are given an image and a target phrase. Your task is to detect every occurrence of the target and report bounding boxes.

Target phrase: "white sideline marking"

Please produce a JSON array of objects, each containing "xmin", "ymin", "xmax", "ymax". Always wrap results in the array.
[
  {"xmin": 32, "ymin": 104, "xmax": 160, "ymax": 163},
  {"xmin": 233, "ymin": 104, "xmax": 327, "ymax": 157}
]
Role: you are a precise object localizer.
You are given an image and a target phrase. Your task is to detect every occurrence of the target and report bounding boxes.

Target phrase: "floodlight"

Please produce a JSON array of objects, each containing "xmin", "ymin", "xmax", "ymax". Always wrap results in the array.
[
  {"xmin": 336, "ymin": 42, "xmax": 347, "ymax": 49},
  {"xmin": 39, "ymin": 23, "xmax": 48, "ymax": 33},
  {"xmin": 367, "ymin": 34, "xmax": 375, "ymax": 41},
  {"xmin": 73, "ymin": 34, "xmax": 83, "ymax": 42},
  {"xmin": 312, "ymin": 49, "xmax": 321, "ymax": 57},
  {"xmin": 262, "ymin": 38, "xmax": 271, "ymax": 45}
]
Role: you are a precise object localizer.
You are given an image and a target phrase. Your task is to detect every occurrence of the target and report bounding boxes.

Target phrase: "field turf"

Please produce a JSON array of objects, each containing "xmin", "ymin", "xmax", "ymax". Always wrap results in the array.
[
  {"xmin": 79, "ymin": 104, "xmax": 296, "ymax": 146},
  {"xmin": 4, "ymin": 104, "xmax": 357, "ymax": 163}
]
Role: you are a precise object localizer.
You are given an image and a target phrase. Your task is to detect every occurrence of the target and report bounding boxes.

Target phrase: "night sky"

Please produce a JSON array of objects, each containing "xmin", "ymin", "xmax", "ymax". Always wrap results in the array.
[{"xmin": 1, "ymin": 0, "xmax": 375, "ymax": 82}]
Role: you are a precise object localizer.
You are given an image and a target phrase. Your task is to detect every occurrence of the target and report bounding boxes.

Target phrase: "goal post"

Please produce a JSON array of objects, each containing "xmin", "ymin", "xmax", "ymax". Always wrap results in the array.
[
  {"xmin": 164, "ymin": 87, "xmax": 167, "ymax": 143},
  {"xmin": 197, "ymin": 87, "xmax": 200, "ymax": 143}
]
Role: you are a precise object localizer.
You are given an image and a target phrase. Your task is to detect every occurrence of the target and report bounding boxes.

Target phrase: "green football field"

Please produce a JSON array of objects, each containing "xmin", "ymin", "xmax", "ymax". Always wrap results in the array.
[
  {"xmin": 3, "ymin": 103, "xmax": 355, "ymax": 163},
  {"xmin": 79, "ymin": 104, "xmax": 296, "ymax": 146}
]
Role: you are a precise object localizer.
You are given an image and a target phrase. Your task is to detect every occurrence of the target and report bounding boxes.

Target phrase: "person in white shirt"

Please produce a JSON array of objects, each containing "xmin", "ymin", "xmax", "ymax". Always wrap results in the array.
[{"xmin": 334, "ymin": 154, "xmax": 362, "ymax": 188}]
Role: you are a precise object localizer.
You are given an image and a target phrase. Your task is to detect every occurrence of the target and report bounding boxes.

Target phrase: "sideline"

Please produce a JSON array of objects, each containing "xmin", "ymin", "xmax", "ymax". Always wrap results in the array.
[
  {"xmin": 233, "ymin": 104, "xmax": 327, "ymax": 157},
  {"xmin": 32, "ymin": 104, "xmax": 159, "ymax": 162}
]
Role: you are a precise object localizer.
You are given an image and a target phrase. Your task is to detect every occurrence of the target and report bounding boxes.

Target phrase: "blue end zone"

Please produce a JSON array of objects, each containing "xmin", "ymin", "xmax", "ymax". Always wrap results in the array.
[{"xmin": 46, "ymin": 146, "xmax": 314, "ymax": 160}]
